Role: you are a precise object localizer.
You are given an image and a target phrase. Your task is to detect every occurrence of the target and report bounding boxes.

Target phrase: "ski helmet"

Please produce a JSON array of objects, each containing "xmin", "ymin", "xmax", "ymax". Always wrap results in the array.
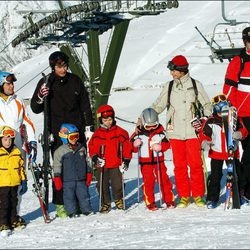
[
  {"xmin": 212, "ymin": 94, "xmax": 229, "ymax": 114},
  {"xmin": 97, "ymin": 104, "xmax": 115, "ymax": 122},
  {"xmin": 140, "ymin": 108, "xmax": 159, "ymax": 130},
  {"xmin": 0, "ymin": 125, "xmax": 15, "ymax": 138},
  {"xmin": 0, "ymin": 71, "xmax": 16, "ymax": 87},
  {"xmin": 49, "ymin": 51, "xmax": 69, "ymax": 69},
  {"xmin": 58, "ymin": 123, "xmax": 79, "ymax": 145},
  {"xmin": 242, "ymin": 27, "xmax": 250, "ymax": 42},
  {"xmin": 167, "ymin": 55, "xmax": 189, "ymax": 72}
]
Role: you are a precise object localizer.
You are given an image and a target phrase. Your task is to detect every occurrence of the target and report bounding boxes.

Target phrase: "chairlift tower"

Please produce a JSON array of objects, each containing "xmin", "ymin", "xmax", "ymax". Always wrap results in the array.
[{"xmin": 12, "ymin": 0, "xmax": 179, "ymax": 127}]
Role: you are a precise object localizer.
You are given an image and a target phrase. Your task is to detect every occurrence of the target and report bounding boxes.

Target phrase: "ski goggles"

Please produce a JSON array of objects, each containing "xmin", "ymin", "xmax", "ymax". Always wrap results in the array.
[
  {"xmin": 4, "ymin": 74, "xmax": 17, "ymax": 84},
  {"xmin": 167, "ymin": 61, "xmax": 188, "ymax": 72},
  {"xmin": 97, "ymin": 110, "xmax": 114, "ymax": 119},
  {"xmin": 67, "ymin": 132, "xmax": 79, "ymax": 142},
  {"xmin": 0, "ymin": 129, "xmax": 15, "ymax": 138},
  {"xmin": 144, "ymin": 123, "xmax": 159, "ymax": 130},
  {"xmin": 211, "ymin": 94, "xmax": 227, "ymax": 104}
]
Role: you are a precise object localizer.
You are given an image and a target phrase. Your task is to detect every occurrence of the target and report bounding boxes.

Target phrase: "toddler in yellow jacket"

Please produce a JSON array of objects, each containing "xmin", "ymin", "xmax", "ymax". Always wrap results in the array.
[{"xmin": 0, "ymin": 126, "xmax": 27, "ymax": 236}]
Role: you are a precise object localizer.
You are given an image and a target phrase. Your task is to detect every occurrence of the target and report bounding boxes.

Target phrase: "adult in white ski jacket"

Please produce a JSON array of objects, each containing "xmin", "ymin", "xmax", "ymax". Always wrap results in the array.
[
  {"xmin": 0, "ymin": 72, "xmax": 36, "ymax": 155},
  {"xmin": 151, "ymin": 55, "xmax": 212, "ymax": 208}
]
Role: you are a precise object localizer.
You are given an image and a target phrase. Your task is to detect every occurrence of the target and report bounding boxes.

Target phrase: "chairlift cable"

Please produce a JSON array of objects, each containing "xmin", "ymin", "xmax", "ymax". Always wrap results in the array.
[
  {"xmin": 15, "ymin": 65, "xmax": 50, "ymax": 93},
  {"xmin": 116, "ymin": 116, "xmax": 137, "ymax": 125}
]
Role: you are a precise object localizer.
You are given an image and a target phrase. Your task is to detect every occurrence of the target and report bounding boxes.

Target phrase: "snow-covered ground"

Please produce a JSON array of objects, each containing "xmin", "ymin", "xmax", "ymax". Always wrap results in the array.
[{"xmin": 1, "ymin": 1, "xmax": 250, "ymax": 248}]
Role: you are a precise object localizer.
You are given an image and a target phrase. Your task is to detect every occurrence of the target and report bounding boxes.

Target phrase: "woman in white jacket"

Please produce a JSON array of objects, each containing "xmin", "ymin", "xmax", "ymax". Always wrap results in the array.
[{"xmin": 137, "ymin": 55, "xmax": 212, "ymax": 208}]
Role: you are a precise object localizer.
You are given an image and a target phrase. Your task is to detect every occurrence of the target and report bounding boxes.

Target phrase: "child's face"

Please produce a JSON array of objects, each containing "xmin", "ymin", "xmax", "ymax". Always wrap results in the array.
[
  {"xmin": 102, "ymin": 117, "xmax": 113, "ymax": 129},
  {"xmin": 2, "ymin": 136, "xmax": 12, "ymax": 148}
]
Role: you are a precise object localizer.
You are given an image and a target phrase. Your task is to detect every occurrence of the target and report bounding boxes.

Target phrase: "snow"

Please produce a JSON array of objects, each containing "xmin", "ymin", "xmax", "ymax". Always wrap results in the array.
[{"xmin": 1, "ymin": 1, "xmax": 250, "ymax": 248}]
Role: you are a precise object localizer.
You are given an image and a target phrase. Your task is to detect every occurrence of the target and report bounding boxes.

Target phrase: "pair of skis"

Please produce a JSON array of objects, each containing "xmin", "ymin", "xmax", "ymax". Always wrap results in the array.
[{"xmin": 221, "ymin": 105, "xmax": 241, "ymax": 209}]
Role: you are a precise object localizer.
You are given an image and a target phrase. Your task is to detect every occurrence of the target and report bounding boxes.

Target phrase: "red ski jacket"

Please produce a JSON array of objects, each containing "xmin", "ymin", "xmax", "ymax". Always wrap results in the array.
[
  {"xmin": 88, "ymin": 124, "xmax": 132, "ymax": 168},
  {"xmin": 223, "ymin": 49, "xmax": 250, "ymax": 117},
  {"xmin": 199, "ymin": 114, "xmax": 248, "ymax": 160},
  {"xmin": 130, "ymin": 124, "xmax": 170, "ymax": 165}
]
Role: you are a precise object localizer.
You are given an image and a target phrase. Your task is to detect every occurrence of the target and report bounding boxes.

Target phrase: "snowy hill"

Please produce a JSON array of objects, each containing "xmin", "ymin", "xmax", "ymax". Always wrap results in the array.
[{"xmin": 1, "ymin": 1, "xmax": 250, "ymax": 248}]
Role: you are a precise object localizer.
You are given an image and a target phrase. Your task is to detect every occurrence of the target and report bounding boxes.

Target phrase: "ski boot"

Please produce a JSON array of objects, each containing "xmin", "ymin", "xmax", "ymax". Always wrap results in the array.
[
  {"xmin": 177, "ymin": 197, "xmax": 190, "ymax": 208},
  {"xmin": 68, "ymin": 213, "xmax": 80, "ymax": 218},
  {"xmin": 100, "ymin": 203, "xmax": 111, "ymax": 214},
  {"xmin": 0, "ymin": 224, "xmax": 11, "ymax": 237},
  {"xmin": 193, "ymin": 196, "xmax": 206, "ymax": 207},
  {"xmin": 166, "ymin": 201, "xmax": 175, "ymax": 209},
  {"xmin": 207, "ymin": 201, "xmax": 218, "ymax": 209},
  {"xmin": 11, "ymin": 216, "xmax": 26, "ymax": 229},
  {"xmin": 56, "ymin": 205, "xmax": 68, "ymax": 218},
  {"xmin": 147, "ymin": 202, "xmax": 158, "ymax": 211},
  {"xmin": 115, "ymin": 199, "xmax": 124, "ymax": 210}
]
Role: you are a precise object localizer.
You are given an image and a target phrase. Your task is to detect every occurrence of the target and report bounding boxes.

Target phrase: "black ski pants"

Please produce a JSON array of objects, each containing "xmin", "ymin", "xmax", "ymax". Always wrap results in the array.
[
  {"xmin": 0, "ymin": 186, "xmax": 19, "ymax": 226},
  {"xmin": 207, "ymin": 159, "xmax": 243, "ymax": 202},
  {"xmin": 96, "ymin": 167, "xmax": 123, "ymax": 205},
  {"xmin": 241, "ymin": 117, "xmax": 250, "ymax": 198}
]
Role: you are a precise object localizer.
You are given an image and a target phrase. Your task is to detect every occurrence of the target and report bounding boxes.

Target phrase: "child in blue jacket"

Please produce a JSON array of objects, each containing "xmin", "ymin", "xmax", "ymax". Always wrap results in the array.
[{"xmin": 52, "ymin": 123, "xmax": 93, "ymax": 218}]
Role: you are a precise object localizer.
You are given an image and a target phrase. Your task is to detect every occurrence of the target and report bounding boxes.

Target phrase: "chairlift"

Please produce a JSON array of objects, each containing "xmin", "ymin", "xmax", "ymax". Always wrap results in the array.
[{"xmin": 195, "ymin": 0, "xmax": 250, "ymax": 63}]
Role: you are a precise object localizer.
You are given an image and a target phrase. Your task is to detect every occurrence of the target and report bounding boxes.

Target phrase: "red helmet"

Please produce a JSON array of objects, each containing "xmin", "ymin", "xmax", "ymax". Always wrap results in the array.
[{"xmin": 97, "ymin": 104, "xmax": 115, "ymax": 120}]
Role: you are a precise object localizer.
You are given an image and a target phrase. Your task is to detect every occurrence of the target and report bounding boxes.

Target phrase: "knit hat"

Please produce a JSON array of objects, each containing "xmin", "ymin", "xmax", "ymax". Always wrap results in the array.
[{"xmin": 167, "ymin": 55, "xmax": 189, "ymax": 72}]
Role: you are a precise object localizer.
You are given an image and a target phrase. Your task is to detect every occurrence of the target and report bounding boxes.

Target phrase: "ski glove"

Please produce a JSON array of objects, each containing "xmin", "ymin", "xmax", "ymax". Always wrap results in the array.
[
  {"xmin": 86, "ymin": 173, "xmax": 92, "ymax": 187},
  {"xmin": 151, "ymin": 143, "xmax": 162, "ymax": 152},
  {"xmin": 133, "ymin": 138, "xmax": 142, "ymax": 148},
  {"xmin": 119, "ymin": 159, "xmax": 130, "ymax": 173},
  {"xmin": 19, "ymin": 180, "xmax": 28, "ymax": 195},
  {"xmin": 85, "ymin": 126, "xmax": 94, "ymax": 143},
  {"xmin": 28, "ymin": 141, "xmax": 37, "ymax": 163},
  {"xmin": 92, "ymin": 155, "xmax": 105, "ymax": 168},
  {"xmin": 37, "ymin": 84, "xmax": 49, "ymax": 104},
  {"xmin": 190, "ymin": 117, "xmax": 207, "ymax": 133},
  {"xmin": 233, "ymin": 131, "xmax": 243, "ymax": 140},
  {"xmin": 53, "ymin": 176, "xmax": 63, "ymax": 191}
]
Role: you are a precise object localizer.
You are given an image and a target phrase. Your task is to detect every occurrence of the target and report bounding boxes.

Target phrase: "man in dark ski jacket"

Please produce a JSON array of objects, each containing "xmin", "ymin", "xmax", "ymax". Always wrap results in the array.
[
  {"xmin": 223, "ymin": 27, "xmax": 250, "ymax": 199},
  {"xmin": 30, "ymin": 51, "xmax": 94, "ymax": 216}
]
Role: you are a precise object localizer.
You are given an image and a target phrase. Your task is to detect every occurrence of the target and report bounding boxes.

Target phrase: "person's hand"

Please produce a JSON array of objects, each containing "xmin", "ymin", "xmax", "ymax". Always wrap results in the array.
[
  {"xmin": 28, "ymin": 141, "xmax": 37, "ymax": 163},
  {"xmin": 151, "ymin": 143, "xmax": 162, "ymax": 152},
  {"xmin": 133, "ymin": 138, "xmax": 142, "ymax": 148},
  {"xmin": 37, "ymin": 84, "xmax": 49, "ymax": 104},
  {"xmin": 233, "ymin": 131, "xmax": 243, "ymax": 140},
  {"xmin": 85, "ymin": 126, "xmax": 94, "ymax": 142},
  {"xmin": 119, "ymin": 161, "xmax": 129, "ymax": 173},
  {"xmin": 19, "ymin": 180, "xmax": 28, "ymax": 195},
  {"xmin": 92, "ymin": 155, "xmax": 105, "ymax": 168},
  {"xmin": 53, "ymin": 176, "xmax": 63, "ymax": 191},
  {"xmin": 86, "ymin": 173, "xmax": 92, "ymax": 187}
]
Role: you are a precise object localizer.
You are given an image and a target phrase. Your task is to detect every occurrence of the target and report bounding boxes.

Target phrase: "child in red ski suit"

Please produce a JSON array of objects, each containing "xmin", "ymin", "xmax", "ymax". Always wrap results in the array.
[
  {"xmin": 88, "ymin": 104, "xmax": 132, "ymax": 213},
  {"xmin": 196, "ymin": 94, "xmax": 248, "ymax": 208},
  {"xmin": 130, "ymin": 108, "xmax": 174, "ymax": 211}
]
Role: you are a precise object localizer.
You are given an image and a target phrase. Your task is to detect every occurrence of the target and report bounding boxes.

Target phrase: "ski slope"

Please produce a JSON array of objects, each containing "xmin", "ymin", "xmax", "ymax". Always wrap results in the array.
[{"xmin": 1, "ymin": 1, "xmax": 250, "ymax": 248}]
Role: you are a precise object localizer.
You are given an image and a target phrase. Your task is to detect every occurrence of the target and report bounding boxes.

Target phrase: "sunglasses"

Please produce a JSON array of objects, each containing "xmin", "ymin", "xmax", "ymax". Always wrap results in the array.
[
  {"xmin": 144, "ymin": 123, "xmax": 159, "ymax": 130},
  {"xmin": 2, "ymin": 129, "xmax": 15, "ymax": 138},
  {"xmin": 5, "ymin": 74, "xmax": 17, "ymax": 84},
  {"xmin": 212, "ymin": 94, "xmax": 227, "ymax": 104},
  {"xmin": 68, "ymin": 132, "xmax": 79, "ymax": 142}
]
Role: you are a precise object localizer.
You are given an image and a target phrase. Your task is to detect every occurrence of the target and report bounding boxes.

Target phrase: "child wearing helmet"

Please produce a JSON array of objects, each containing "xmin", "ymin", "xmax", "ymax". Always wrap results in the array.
[
  {"xmin": 0, "ymin": 126, "xmax": 27, "ymax": 235},
  {"xmin": 198, "ymin": 94, "xmax": 248, "ymax": 208},
  {"xmin": 88, "ymin": 104, "xmax": 132, "ymax": 213},
  {"xmin": 130, "ymin": 108, "xmax": 174, "ymax": 211},
  {"xmin": 52, "ymin": 123, "xmax": 93, "ymax": 218}
]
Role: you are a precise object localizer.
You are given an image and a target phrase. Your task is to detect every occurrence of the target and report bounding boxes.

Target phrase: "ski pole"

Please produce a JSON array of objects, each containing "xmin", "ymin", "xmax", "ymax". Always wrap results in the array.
[
  {"xmin": 119, "ymin": 142, "xmax": 126, "ymax": 210},
  {"xmin": 156, "ymin": 151, "xmax": 163, "ymax": 207},
  {"xmin": 137, "ymin": 146, "xmax": 141, "ymax": 203},
  {"xmin": 99, "ymin": 145, "xmax": 105, "ymax": 212}
]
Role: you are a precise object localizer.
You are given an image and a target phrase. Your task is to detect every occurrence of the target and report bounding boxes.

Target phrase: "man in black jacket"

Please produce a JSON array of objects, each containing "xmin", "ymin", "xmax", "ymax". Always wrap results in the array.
[{"xmin": 30, "ymin": 51, "xmax": 94, "ymax": 217}]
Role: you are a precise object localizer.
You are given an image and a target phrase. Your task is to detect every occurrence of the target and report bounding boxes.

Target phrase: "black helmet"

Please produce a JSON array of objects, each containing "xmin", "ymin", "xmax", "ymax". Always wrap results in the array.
[
  {"xmin": 242, "ymin": 27, "xmax": 250, "ymax": 42},
  {"xmin": 49, "ymin": 51, "xmax": 69, "ymax": 69}
]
